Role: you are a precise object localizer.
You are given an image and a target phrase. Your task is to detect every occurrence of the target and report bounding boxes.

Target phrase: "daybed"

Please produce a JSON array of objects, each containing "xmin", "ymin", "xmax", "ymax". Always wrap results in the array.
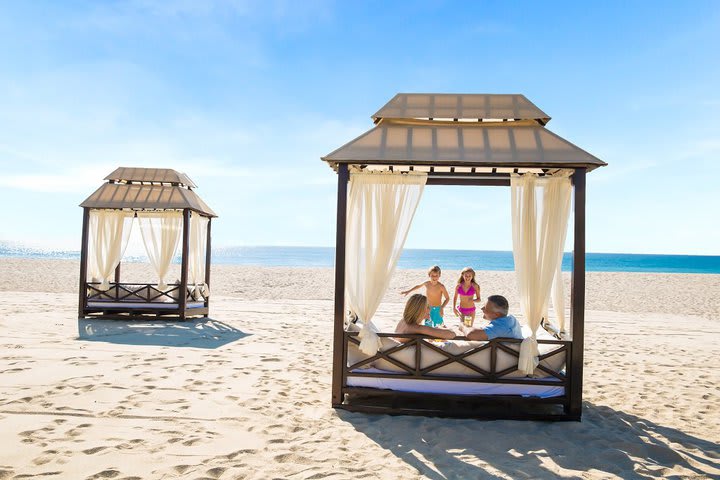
[{"xmin": 341, "ymin": 322, "xmax": 571, "ymax": 418}]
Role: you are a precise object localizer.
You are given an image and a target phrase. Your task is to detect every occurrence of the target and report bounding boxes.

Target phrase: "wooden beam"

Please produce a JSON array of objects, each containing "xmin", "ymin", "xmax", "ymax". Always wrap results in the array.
[
  {"xmin": 426, "ymin": 177, "xmax": 510, "ymax": 187},
  {"xmin": 78, "ymin": 208, "xmax": 90, "ymax": 318},
  {"xmin": 179, "ymin": 208, "xmax": 190, "ymax": 321},
  {"xmin": 569, "ymin": 168, "xmax": 586, "ymax": 420},
  {"xmin": 332, "ymin": 164, "xmax": 349, "ymax": 406}
]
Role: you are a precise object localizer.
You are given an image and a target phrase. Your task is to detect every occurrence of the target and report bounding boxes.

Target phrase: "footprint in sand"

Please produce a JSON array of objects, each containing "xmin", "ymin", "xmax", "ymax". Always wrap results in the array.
[
  {"xmin": 82, "ymin": 446, "xmax": 108, "ymax": 455},
  {"xmin": 205, "ymin": 467, "xmax": 226, "ymax": 478},
  {"xmin": 86, "ymin": 468, "xmax": 121, "ymax": 479}
]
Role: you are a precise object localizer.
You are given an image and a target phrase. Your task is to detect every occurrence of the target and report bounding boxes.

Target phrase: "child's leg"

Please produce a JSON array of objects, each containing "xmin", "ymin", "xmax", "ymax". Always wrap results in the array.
[{"xmin": 429, "ymin": 306, "xmax": 443, "ymax": 327}]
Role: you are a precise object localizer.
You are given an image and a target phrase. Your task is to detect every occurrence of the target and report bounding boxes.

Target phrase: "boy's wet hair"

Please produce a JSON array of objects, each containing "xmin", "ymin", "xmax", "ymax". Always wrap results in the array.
[{"xmin": 427, "ymin": 265, "xmax": 441, "ymax": 275}]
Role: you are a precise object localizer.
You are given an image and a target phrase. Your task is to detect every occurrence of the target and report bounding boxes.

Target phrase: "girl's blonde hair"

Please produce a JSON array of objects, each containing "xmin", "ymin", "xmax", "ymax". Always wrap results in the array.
[
  {"xmin": 403, "ymin": 294, "xmax": 428, "ymax": 325},
  {"xmin": 457, "ymin": 266, "xmax": 480, "ymax": 289}
]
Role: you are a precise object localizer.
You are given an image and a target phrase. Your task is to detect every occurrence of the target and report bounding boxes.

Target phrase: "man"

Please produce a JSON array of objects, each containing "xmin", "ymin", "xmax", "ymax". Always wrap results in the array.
[{"xmin": 460, "ymin": 295, "xmax": 523, "ymax": 340}]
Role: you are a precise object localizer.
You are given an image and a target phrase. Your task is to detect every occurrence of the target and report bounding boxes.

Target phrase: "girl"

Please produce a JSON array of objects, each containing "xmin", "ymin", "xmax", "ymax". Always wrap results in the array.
[
  {"xmin": 453, "ymin": 267, "xmax": 481, "ymax": 325},
  {"xmin": 395, "ymin": 294, "xmax": 456, "ymax": 343}
]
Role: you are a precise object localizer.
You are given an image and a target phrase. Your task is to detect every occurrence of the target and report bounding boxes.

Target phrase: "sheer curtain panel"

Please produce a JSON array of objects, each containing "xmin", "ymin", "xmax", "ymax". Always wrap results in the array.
[
  {"xmin": 137, "ymin": 211, "xmax": 183, "ymax": 291},
  {"xmin": 188, "ymin": 213, "xmax": 210, "ymax": 299},
  {"xmin": 87, "ymin": 210, "xmax": 135, "ymax": 290},
  {"xmin": 511, "ymin": 172, "xmax": 572, "ymax": 375},
  {"xmin": 346, "ymin": 170, "xmax": 426, "ymax": 355}
]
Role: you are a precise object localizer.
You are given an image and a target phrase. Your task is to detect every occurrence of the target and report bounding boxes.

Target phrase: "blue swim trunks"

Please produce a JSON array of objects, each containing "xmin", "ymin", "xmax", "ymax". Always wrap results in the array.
[{"xmin": 424, "ymin": 306, "xmax": 444, "ymax": 327}]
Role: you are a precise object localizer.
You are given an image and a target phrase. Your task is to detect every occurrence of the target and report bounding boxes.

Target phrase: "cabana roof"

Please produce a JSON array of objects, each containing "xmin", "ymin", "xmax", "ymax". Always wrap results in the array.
[
  {"xmin": 104, "ymin": 167, "xmax": 197, "ymax": 188},
  {"xmin": 322, "ymin": 93, "xmax": 606, "ymax": 174},
  {"xmin": 80, "ymin": 167, "xmax": 216, "ymax": 217},
  {"xmin": 372, "ymin": 93, "xmax": 551, "ymax": 124}
]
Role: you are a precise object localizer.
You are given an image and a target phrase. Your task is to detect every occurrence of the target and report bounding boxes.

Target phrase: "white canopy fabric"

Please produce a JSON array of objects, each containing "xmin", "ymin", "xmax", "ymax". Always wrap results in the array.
[
  {"xmin": 189, "ymin": 213, "xmax": 210, "ymax": 299},
  {"xmin": 345, "ymin": 170, "xmax": 427, "ymax": 355},
  {"xmin": 137, "ymin": 211, "xmax": 183, "ymax": 291},
  {"xmin": 87, "ymin": 210, "xmax": 135, "ymax": 290},
  {"xmin": 511, "ymin": 172, "xmax": 572, "ymax": 375}
]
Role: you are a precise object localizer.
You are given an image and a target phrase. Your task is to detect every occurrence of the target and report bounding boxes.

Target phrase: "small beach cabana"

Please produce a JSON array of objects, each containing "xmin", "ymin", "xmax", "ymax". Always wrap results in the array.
[
  {"xmin": 321, "ymin": 93, "xmax": 606, "ymax": 420},
  {"xmin": 78, "ymin": 167, "xmax": 217, "ymax": 320}
]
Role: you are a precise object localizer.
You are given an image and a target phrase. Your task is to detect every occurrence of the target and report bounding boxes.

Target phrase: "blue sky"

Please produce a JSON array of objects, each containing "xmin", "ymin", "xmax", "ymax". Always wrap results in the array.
[{"xmin": 0, "ymin": 1, "xmax": 718, "ymax": 255}]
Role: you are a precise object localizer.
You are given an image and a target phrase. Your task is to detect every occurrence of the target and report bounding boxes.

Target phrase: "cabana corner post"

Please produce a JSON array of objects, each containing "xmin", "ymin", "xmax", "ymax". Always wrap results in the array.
[{"xmin": 322, "ymin": 93, "xmax": 605, "ymax": 420}]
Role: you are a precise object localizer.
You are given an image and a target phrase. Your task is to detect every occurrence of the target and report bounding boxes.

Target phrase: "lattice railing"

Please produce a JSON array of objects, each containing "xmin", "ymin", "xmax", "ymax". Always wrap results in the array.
[
  {"xmin": 344, "ymin": 332, "xmax": 569, "ymax": 385},
  {"xmin": 86, "ymin": 283, "xmax": 207, "ymax": 304}
]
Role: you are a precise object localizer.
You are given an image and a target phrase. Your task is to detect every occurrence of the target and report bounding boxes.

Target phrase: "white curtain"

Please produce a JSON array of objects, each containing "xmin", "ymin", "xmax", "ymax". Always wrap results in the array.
[
  {"xmin": 346, "ymin": 170, "xmax": 426, "ymax": 355},
  {"xmin": 511, "ymin": 172, "xmax": 572, "ymax": 375},
  {"xmin": 87, "ymin": 210, "xmax": 134, "ymax": 290},
  {"xmin": 137, "ymin": 211, "xmax": 183, "ymax": 291},
  {"xmin": 188, "ymin": 213, "xmax": 210, "ymax": 299}
]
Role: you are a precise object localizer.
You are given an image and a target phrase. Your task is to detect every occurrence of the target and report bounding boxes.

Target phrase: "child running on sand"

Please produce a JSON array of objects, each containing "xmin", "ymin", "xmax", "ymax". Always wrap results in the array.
[
  {"xmin": 400, "ymin": 265, "xmax": 450, "ymax": 327},
  {"xmin": 453, "ymin": 266, "xmax": 482, "ymax": 325}
]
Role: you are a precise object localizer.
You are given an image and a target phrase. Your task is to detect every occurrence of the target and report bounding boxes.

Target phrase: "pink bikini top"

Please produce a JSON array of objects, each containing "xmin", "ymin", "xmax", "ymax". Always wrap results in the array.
[{"xmin": 457, "ymin": 284, "xmax": 476, "ymax": 296}]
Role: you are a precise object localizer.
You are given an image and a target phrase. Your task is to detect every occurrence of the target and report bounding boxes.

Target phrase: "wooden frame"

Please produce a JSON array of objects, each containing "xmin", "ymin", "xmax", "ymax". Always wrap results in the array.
[{"xmin": 330, "ymin": 163, "xmax": 589, "ymax": 421}]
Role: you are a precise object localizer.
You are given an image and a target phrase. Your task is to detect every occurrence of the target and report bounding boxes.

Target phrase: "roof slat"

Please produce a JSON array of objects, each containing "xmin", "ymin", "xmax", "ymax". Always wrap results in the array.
[
  {"xmin": 104, "ymin": 167, "xmax": 198, "ymax": 188},
  {"xmin": 373, "ymin": 93, "xmax": 550, "ymax": 124}
]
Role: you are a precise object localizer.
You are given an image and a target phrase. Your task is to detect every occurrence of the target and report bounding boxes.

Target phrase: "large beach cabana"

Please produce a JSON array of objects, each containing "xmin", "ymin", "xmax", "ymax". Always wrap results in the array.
[
  {"xmin": 78, "ymin": 167, "xmax": 217, "ymax": 320},
  {"xmin": 321, "ymin": 93, "xmax": 606, "ymax": 420}
]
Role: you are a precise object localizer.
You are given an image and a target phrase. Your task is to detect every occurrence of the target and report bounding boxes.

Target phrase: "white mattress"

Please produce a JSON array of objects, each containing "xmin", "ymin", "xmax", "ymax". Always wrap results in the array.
[
  {"xmin": 87, "ymin": 301, "xmax": 205, "ymax": 309},
  {"xmin": 347, "ymin": 368, "xmax": 564, "ymax": 398}
]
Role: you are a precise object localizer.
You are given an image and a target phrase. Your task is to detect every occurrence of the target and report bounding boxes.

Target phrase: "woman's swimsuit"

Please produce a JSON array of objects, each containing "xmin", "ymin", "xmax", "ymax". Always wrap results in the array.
[{"xmin": 457, "ymin": 284, "xmax": 477, "ymax": 315}]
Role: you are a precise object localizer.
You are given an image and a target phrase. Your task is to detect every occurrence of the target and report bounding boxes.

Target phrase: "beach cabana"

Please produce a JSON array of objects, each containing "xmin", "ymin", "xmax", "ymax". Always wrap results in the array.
[
  {"xmin": 78, "ymin": 167, "xmax": 217, "ymax": 320},
  {"xmin": 321, "ymin": 93, "xmax": 606, "ymax": 420}
]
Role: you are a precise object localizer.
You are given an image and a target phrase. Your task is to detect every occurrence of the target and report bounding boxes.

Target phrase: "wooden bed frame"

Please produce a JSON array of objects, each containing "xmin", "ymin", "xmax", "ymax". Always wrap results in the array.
[
  {"xmin": 339, "ymin": 330, "xmax": 575, "ymax": 420},
  {"xmin": 81, "ymin": 281, "xmax": 209, "ymax": 319}
]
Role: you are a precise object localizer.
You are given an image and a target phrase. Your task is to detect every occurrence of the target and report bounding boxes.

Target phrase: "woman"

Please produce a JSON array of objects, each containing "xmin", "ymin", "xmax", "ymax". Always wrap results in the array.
[{"xmin": 395, "ymin": 293, "xmax": 457, "ymax": 342}]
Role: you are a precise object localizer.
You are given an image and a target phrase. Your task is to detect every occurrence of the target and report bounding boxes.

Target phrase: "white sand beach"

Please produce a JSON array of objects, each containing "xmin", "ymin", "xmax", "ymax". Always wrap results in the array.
[{"xmin": 1, "ymin": 258, "xmax": 719, "ymax": 479}]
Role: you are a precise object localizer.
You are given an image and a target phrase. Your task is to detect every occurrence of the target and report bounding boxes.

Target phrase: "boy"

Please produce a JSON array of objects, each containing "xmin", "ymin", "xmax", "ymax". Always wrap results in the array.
[{"xmin": 401, "ymin": 265, "xmax": 450, "ymax": 327}]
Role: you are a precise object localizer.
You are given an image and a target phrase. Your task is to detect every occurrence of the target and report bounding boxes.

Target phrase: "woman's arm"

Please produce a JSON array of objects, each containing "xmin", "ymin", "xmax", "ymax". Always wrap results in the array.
[
  {"xmin": 452, "ymin": 287, "xmax": 459, "ymax": 316},
  {"xmin": 473, "ymin": 282, "xmax": 481, "ymax": 303},
  {"xmin": 409, "ymin": 324, "xmax": 456, "ymax": 340}
]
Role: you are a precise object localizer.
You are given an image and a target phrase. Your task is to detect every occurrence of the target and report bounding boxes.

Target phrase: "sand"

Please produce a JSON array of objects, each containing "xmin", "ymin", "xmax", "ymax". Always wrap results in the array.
[{"xmin": 0, "ymin": 258, "xmax": 718, "ymax": 479}]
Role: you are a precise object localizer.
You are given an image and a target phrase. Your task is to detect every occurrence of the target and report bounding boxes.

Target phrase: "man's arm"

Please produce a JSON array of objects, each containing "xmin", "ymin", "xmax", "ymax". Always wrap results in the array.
[{"xmin": 461, "ymin": 325, "xmax": 489, "ymax": 341}]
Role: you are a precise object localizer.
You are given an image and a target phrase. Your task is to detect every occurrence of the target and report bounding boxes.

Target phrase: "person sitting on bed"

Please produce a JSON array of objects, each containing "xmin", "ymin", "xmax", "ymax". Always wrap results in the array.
[
  {"xmin": 395, "ymin": 293, "xmax": 456, "ymax": 343},
  {"xmin": 460, "ymin": 295, "xmax": 523, "ymax": 341}
]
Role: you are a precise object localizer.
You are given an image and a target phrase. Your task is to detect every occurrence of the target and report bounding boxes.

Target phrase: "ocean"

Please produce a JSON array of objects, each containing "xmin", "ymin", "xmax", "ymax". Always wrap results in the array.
[{"xmin": 1, "ymin": 244, "xmax": 719, "ymax": 274}]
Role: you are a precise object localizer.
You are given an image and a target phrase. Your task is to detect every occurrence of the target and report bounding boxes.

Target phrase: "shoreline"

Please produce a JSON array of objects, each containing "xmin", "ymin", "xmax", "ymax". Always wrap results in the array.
[{"xmin": 1, "ymin": 258, "xmax": 719, "ymax": 319}]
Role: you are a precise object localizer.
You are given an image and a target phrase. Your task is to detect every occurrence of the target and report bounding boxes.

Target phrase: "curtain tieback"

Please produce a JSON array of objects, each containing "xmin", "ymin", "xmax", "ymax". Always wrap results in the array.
[
  {"xmin": 358, "ymin": 319, "xmax": 382, "ymax": 355},
  {"xmin": 518, "ymin": 335, "xmax": 539, "ymax": 376}
]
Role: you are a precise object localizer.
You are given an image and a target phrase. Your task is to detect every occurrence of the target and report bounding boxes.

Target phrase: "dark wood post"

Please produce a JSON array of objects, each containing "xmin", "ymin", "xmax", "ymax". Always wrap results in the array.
[
  {"xmin": 569, "ymin": 168, "xmax": 586, "ymax": 420},
  {"xmin": 204, "ymin": 217, "xmax": 212, "ymax": 313},
  {"xmin": 114, "ymin": 263, "xmax": 121, "ymax": 284},
  {"xmin": 179, "ymin": 208, "xmax": 190, "ymax": 320},
  {"xmin": 332, "ymin": 164, "xmax": 349, "ymax": 406},
  {"xmin": 78, "ymin": 208, "xmax": 90, "ymax": 318}
]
